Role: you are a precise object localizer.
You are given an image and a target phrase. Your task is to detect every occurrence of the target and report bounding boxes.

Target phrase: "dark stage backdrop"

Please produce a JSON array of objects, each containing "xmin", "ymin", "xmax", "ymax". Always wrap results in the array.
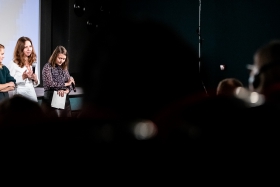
[{"xmin": 41, "ymin": 0, "xmax": 280, "ymax": 95}]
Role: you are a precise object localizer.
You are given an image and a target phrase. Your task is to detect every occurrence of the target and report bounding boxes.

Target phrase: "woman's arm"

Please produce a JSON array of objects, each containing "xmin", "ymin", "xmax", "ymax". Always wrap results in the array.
[
  {"xmin": 8, "ymin": 61, "xmax": 26, "ymax": 84},
  {"xmin": 42, "ymin": 63, "xmax": 62, "ymax": 88},
  {"xmin": 64, "ymin": 70, "xmax": 73, "ymax": 92},
  {"xmin": 0, "ymin": 82, "xmax": 15, "ymax": 92},
  {"xmin": 0, "ymin": 66, "xmax": 16, "ymax": 92}
]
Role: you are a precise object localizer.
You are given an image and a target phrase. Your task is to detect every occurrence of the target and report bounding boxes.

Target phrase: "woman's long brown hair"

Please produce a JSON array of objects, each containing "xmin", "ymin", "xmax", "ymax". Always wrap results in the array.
[{"xmin": 13, "ymin": 36, "xmax": 37, "ymax": 68}]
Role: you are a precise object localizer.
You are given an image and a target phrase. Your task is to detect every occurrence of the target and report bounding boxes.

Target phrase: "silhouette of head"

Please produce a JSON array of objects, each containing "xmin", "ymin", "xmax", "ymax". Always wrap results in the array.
[
  {"xmin": 217, "ymin": 78, "xmax": 243, "ymax": 97},
  {"xmin": 80, "ymin": 17, "xmax": 206, "ymax": 120},
  {"xmin": 249, "ymin": 40, "xmax": 280, "ymax": 93}
]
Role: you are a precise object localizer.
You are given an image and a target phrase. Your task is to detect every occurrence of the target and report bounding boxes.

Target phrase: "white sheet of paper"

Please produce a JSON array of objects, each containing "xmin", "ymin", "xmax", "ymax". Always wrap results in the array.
[{"xmin": 51, "ymin": 91, "xmax": 66, "ymax": 109}]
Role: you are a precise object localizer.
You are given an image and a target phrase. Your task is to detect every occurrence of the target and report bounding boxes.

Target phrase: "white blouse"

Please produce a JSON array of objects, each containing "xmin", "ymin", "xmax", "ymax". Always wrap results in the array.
[
  {"xmin": 8, "ymin": 60, "xmax": 39, "ymax": 102},
  {"xmin": 8, "ymin": 60, "xmax": 40, "ymax": 87}
]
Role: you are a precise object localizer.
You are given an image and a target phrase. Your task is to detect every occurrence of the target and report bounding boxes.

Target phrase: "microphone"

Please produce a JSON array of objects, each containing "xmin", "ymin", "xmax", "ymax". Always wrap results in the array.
[
  {"xmin": 70, "ymin": 76, "xmax": 76, "ymax": 92},
  {"xmin": 71, "ymin": 82, "xmax": 76, "ymax": 92},
  {"xmin": 32, "ymin": 62, "xmax": 36, "ymax": 83},
  {"xmin": 32, "ymin": 62, "xmax": 36, "ymax": 74}
]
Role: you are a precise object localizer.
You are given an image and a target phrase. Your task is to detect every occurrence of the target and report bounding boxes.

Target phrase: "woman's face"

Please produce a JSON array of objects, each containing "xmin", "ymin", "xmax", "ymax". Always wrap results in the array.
[
  {"xmin": 23, "ymin": 41, "xmax": 32, "ymax": 57},
  {"xmin": 0, "ymin": 48, "xmax": 4, "ymax": 63},
  {"xmin": 55, "ymin": 53, "xmax": 66, "ymax": 66}
]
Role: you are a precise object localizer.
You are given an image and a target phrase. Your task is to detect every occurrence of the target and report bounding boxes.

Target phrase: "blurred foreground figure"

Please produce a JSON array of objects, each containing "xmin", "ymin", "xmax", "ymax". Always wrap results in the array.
[
  {"xmin": 0, "ymin": 94, "xmax": 46, "ymax": 128},
  {"xmin": 79, "ymin": 17, "xmax": 206, "ymax": 121},
  {"xmin": 248, "ymin": 40, "xmax": 280, "ymax": 102},
  {"xmin": 77, "ymin": 16, "xmax": 208, "ymax": 145},
  {"xmin": 246, "ymin": 40, "xmax": 280, "ymax": 135}
]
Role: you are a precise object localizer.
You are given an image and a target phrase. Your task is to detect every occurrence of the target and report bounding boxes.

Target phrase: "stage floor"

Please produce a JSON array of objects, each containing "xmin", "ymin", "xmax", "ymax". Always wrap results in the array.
[
  {"xmin": 9, "ymin": 87, "xmax": 83, "ymax": 99},
  {"xmin": 8, "ymin": 87, "xmax": 84, "ymax": 112}
]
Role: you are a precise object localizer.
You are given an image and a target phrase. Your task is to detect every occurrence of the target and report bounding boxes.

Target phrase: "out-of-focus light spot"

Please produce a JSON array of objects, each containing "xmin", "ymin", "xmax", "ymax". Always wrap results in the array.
[
  {"xmin": 234, "ymin": 87, "xmax": 250, "ymax": 99},
  {"xmin": 235, "ymin": 87, "xmax": 242, "ymax": 95},
  {"xmin": 234, "ymin": 87, "xmax": 265, "ymax": 107},
  {"xmin": 220, "ymin": 65, "xmax": 225, "ymax": 70},
  {"xmin": 246, "ymin": 64, "xmax": 254, "ymax": 70},
  {"xmin": 133, "ymin": 120, "xmax": 158, "ymax": 140},
  {"xmin": 250, "ymin": 92, "xmax": 259, "ymax": 103},
  {"xmin": 247, "ymin": 64, "xmax": 259, "ymax": 74}
]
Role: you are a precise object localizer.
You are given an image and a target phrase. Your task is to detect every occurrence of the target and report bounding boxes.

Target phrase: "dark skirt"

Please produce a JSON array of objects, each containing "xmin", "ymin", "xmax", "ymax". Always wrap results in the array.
[{"xmin": 41, "ymin": 90, "xmax": 72, "ymax": 118}]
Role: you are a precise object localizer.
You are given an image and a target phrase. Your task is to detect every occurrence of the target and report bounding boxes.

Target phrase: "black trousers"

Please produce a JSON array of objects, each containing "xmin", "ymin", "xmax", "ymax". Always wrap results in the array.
[{"xmin": 41, "ymin": 90, "xmax": 72, "ymax": 118}]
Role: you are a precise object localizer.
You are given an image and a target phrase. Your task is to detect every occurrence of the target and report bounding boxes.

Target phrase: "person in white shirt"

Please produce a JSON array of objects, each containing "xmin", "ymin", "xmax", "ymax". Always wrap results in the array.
[{"xmin": 8, "ymin": 36, "xmax": 39, "ymax": 102}]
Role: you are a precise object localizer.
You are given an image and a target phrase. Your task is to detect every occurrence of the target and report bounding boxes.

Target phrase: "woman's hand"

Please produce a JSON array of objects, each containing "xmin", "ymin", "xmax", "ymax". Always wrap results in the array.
[
  {"xmin": 70, "ymin": 76, "xmax": 75, "ymax": 85},
  {"xmin": 31, "ymin": 73, "xmax": 38, "ymax": 84},
  {"xmin": 7, "ymin": 82, "xmax": 16, "ymax": 88},
  {"xmin": 57, "ymin": 89, "xmax": 69, "ymax": 97},
  {"xmin": 22, "ymin": 70, "xmax": 33, "ymax": 80},
  {"xmin": 66, "ymin": 76, "xmax": 75, "ymax": 87}
]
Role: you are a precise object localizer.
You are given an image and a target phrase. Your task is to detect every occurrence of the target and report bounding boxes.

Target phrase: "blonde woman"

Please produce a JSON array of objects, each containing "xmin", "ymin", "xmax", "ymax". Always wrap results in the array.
[{"xmin": 0, "ymin": 44, "xmax": 16, "ymax": 102}]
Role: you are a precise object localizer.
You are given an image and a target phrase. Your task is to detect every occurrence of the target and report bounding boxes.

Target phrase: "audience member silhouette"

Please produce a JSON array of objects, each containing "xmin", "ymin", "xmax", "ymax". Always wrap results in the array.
[
  {"xmin": 0, "ymin": 94, "xmax": 49, "ymax": 148},
  {"xmin": 76, "ymin": 16, "xmax": 211, "ymax": 147},
  {"xmin": 0, "ymin": 94, "xmax": 90, "ymax": 155},
  {"xmin": 0, "ymin": 94, "xmax": 46, "ymax": 128},
  {"xmin": 248, "ymin": 40, "xmax": 280, "ymax": 103},
  {"xmin": 79, "ymin": 16, "xmax": 206, "ymax": 119},
  {"xmin": 246, "ymin": 39, "xmax": 280, "ymax": 143}
]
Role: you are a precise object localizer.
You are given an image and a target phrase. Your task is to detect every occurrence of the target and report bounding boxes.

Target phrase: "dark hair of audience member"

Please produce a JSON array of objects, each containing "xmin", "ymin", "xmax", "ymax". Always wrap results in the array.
[
  {"xmin": 0, "ymin": 94, "xmax": 46, "ymax": 129},
  {"xmin": 216, "ymin": 78, "xmax": 243, "ymax": 97}
]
